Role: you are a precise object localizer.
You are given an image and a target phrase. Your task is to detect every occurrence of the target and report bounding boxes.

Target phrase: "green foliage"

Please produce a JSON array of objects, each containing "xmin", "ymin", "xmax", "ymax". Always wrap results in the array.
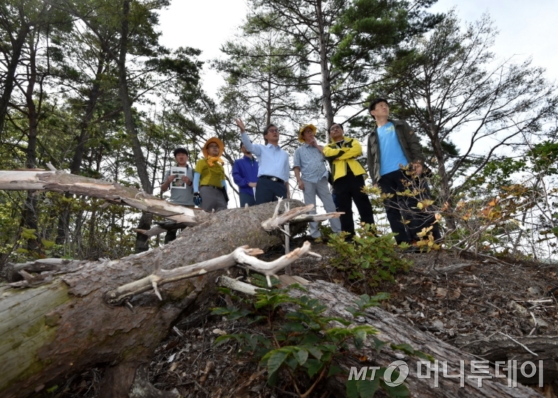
[
  {"xmin": 527, "ymin": 141, "xmax": 558, "ymax": 175},
  {"xmin": 332, "ymin": 0, "xmax": 442, "ymax": 68},
  {"xmin": 212, "ymin": 283, "xmax": 416, "ymax": 397},
  {"xmin": 328, "ymin": 224, "xmax": 412, "ymax": 287},
  {"xmin": 376, "ymin": 11, "xmax": 558, "ymax": 207},
  {"xmin": 0, "ymin": 0, "xmax": 205, "ymax": 264}
]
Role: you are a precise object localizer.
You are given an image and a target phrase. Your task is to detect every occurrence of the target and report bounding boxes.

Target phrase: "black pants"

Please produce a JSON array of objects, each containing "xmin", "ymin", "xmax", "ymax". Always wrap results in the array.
[
  {"xmin": 378, "ymin": 169, "xmax": 440, "ymax": 244},
  {"xmin": 255, "ymin": 177, "xmax": 287, "ymax": 205},
  {"xmin": 164, "ymin": 205, "xmax": 194, "ymax": 243},
  {"xmin": 164, "ymin": 228, "xmax": 179, "ymax": 244},
  {"xmin": 333, "ymin": 171, "xmax": 374, "ymax": 237}
]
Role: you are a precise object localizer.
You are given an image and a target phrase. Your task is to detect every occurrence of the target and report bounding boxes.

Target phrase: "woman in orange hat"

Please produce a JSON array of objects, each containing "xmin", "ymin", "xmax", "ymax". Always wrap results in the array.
[{"xmin": 193, "ymin": 137, "xmax": 228, "ymax": 212}]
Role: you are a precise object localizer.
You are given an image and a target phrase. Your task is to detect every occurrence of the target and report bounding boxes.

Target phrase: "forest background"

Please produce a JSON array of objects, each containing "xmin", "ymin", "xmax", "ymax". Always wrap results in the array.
[{"xmin": 0, "ymin": 0, "xmax": 556, "ymax": 266}]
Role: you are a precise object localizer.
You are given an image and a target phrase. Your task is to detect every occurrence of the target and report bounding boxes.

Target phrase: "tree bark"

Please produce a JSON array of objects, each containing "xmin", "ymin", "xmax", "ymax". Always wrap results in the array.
[
  {"xmin": 56, "ymin": 52, "xmax": 108, "ymax": 245},
  {"xmin": 0, "ymin": 238, "xmax": 544, "ymax": 397},
  {"xmin": 452, "ymin": 334, "xmax": 558, "ymax": 385},
  {"xmin": 294, "ymin": 281, "xmax": 543, "ymax": 397},
  {"xmin": 0, "ymin": 173, "xmax": 543, "ymax": 397},
  {"xmin": 20, "ymin": 29, "xmax": 42, "ymax": 253},
  {"xmin": 0, "ymin": 7, "xmax": 30, "ymax": 137},
  {"xmin": 116, "ymin": 0, "xmax": 154, "ymax": 253},
  {"xmin": 117, "ymin": 0, "xmax": 151, "ymax": 194},
  {"xmin": 315, "ymin": 0, "xmax": 334, "ymax": 129},
  {"xmin": 0, "ymin": 200, "xmax": 307, "ymax": 398},
  {"xmin": 0, "ymin": 170, "xmax": 196, "ymax": 223}
]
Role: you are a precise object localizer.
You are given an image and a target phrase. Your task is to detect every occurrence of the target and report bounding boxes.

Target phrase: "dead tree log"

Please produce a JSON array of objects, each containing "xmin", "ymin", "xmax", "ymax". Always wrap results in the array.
[
  {"xmin": 0, "ymin": 172, "xmax": 543, "ymax": 397},
  {"xmin": 1, "ymin": 230, "xmax": 544, "ymax": 398},
  {"xmin": 0, "ymin": 200, "xmax": 308, "ymax": 398},
  {"xmin": 452, "ymin": 333, "xmax": 558, "ymax": 386},
  {"xmin": 291, "ymin": 281, "xmax": 543, "ymax": 398},
  {"xmin": 0, "ymin": 170, "xmax": 197, "ymax": 223}
]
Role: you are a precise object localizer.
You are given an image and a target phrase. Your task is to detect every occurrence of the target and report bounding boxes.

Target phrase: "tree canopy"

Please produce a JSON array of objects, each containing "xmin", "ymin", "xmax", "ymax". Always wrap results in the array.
[{"xmin": 0, "ymin": 1, "xmax": 556, "ymax": 263}]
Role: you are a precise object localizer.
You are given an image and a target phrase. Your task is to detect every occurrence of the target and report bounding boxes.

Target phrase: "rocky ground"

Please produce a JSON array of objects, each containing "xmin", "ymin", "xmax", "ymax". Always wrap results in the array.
[{"xmin": 38, "ymin": 240, "xmax": 558, "ymax": 398}]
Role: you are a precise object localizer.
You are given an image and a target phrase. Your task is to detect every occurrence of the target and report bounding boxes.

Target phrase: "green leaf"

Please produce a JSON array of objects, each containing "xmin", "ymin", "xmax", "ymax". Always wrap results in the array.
[
  {"xmin": 301, "ymin": 333, "xmax": 320, "ymax": 346},
  {"xmin": 266, "ymin": 350, "xmax": 289, "ymax": 376},
  {"xmin": 41, "ymin": 238, "xmax": 56, "ymax": 249},
  {"xmin": 285, "ymin": 355, "xmax": 298, "ymax": 370},
  {"xmin": 305, "ymin": 358, "xmax": 323, "ymax": 378},
  {"xmin": 307, "ymin": 346, "xmax": 323, "ymax": 360},
  {"xmin": 371, "ymin": 336, "xmax": 388, "ymax": 351},
  {"xmin": 346, "ymin": 306, "xmax": 358, "ymax": 315},
  {"xmin": 46, "ymin": 385, "xmax": 59, "ymax": 393},
  {"xmin": 267, "ymin": 369, "xmax": 279, "ymax": 386},
  {"xmin": 294, "ymin": 348, "xmax": 308, "ymax": 366},
  {"xmin": 21, "ymin": 228, "xmax": 37, "ymax": 240},
  {"xmin": 380, "ymin": 380, "xmax": 410, "ymax": 397},
  {"xmin": 327, "ymin": 364, "xmax": 343, "ymax": 377},
  {"xmin": 356, "ymin": 378, "xmax": 380, "ymax": 398},
  {"xmin": 391, "ymin": 343, "xmax": 415, "ymax": 355},
  {"xmin": 414, "ymin": 350, "xmax": 435, "ymax": 362},
  {"xmin": 211, "ymin": 307, "xmax": 231, "ymax": 315},
  {"xmin": 346, "ymin": 379, "xmax": 359, "ymax": 398},
  {"xmin": 213, "ymin": 335, "xmax": 236, "ymax": 347}
]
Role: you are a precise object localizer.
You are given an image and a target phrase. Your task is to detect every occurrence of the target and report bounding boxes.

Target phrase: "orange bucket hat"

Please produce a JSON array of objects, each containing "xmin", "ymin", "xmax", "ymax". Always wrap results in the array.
[
  {"xmin": 298, "ymin": 124, "xmax": 317, "ymax": 142},
  {"xmin": 202, "ymin": 137, "xmax": 225, "ymax": 158}
]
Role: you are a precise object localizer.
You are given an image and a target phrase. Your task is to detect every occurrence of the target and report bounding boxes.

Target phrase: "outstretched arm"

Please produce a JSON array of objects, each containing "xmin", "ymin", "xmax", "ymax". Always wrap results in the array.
[{"xmin": 235, "ymin": 118, "xmax": 262, "ymax": 156}]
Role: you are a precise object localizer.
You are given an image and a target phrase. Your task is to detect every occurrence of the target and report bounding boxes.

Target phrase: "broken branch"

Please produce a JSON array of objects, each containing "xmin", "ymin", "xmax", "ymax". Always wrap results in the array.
[{"xmin": 105, "ymin": 242, "xmax": 313, "ymax": 303}]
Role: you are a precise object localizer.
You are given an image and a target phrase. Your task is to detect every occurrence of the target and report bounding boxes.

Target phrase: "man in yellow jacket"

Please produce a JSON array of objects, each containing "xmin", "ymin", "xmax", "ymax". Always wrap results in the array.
[{"xmin": 323, "ymin": 123, "xmax": 374, "ymax": 240}]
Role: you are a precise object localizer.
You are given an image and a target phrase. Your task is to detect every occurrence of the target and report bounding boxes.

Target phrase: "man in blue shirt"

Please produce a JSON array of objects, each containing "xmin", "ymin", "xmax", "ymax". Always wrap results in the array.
[
  {"xmin": 367, "ymin": 98, "xmax": 441, "ymax": 246},
  {"xmin": 294, "ymin": 124, "xmax": 341, "ymax": 239},
  {"xmin": 232, "ymin": 142, "xmax": 259, "ymax": 207},
  {"xmin": 235, "ymin": 118, "xmax": 290, "ymax": 204}
]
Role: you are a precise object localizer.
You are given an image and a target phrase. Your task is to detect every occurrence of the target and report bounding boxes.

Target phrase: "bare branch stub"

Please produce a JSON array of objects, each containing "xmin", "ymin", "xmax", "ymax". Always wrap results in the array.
[{"xmin": 261, "ymin": 202, "xmax": 315, "ymax": 231}]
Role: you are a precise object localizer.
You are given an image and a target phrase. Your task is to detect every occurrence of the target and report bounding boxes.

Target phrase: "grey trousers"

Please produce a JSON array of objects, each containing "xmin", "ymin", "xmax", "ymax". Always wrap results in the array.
[
  {"xmin": 200, "ymin": 185, "xmax": 227, "ymax": 212},
  {"xmin": 302, "ymin": 177, "xmax": 342, "ymax": 237}
]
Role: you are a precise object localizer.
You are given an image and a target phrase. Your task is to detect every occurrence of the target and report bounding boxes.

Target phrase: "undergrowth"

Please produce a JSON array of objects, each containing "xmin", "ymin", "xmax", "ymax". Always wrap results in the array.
[{"xmin": 212, "ymin": 276, "xmax": 432, "ymax": 397}]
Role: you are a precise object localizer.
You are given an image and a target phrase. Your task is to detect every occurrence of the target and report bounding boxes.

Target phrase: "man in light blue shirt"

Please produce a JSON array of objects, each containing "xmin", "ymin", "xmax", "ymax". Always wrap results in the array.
[
  {"xmin": 293, "ymin": 124, "xmax": 341, "ymax": 239},
  {"xmin": 235, "ymin": 118, "xmax": 290, "ymax": 204}
]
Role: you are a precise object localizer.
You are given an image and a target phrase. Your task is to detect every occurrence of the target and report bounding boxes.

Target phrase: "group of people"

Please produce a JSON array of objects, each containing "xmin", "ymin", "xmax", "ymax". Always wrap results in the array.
[{"xmin": 162, "ymin": 98, "xmax": 440, "ymax": 247}]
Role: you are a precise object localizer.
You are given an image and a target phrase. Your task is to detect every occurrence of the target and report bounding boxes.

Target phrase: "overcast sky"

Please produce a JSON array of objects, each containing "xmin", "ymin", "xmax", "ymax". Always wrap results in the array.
[{"xmin": 158, "ymin": 0, "xmax": 558, "ymax": 97}]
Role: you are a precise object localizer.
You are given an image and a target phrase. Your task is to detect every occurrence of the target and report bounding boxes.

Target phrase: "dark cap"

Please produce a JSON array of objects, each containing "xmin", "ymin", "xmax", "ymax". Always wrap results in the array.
[
  {"xmin": 368, "ymin": 98, "xmax": 389, "ymax": 113},
  {"xmin": 173, "ymin": 147, "xmax": 189, "ymax": 157}
]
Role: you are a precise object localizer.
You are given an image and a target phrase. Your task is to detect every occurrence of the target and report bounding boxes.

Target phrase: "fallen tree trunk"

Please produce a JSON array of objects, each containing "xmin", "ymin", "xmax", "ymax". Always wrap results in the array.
[
  {"xmin": 0, "ymin": 200, "xmax": 307, "ymax": 398},
  {"xmin": 1, "ymin": 236, "xmax": 545, "ymax": 397},
  {"xmin": 452, "ymin": 333, "xmax": 558, "ymax": 385},
  {"xmin": 0, "ymin": 170, "xmax": 197, "ymax": 223},
  {"xmin": 0, "ymin": 171, "xmax": 545, "ymax": 397},
  {"xmin": 293, "ymin": 281, "xmax": 543, "ymax": 398}
]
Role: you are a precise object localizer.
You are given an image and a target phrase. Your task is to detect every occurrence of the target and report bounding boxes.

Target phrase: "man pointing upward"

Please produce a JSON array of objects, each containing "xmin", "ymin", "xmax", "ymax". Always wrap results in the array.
[{"xmin": 235, "ymin": 118, "xmax": 290, "ymax": 204}]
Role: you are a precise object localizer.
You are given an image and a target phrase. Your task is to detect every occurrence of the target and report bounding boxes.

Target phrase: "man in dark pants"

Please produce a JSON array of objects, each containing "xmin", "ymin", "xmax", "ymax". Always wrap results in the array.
[
  {"xmin": 323, "ymin": 123, "xmax": 374, "ymax": 239},
  {"xmin": 235, "ymin": 118, "xmax": 290, "ymax": 204},
  {"xmin": 367, "ymin": 98, "xmax": 441, "ymax": 246},
  {"xmin": 161, "ymin": 147, "xmax": 194, "ymax": 243}
]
